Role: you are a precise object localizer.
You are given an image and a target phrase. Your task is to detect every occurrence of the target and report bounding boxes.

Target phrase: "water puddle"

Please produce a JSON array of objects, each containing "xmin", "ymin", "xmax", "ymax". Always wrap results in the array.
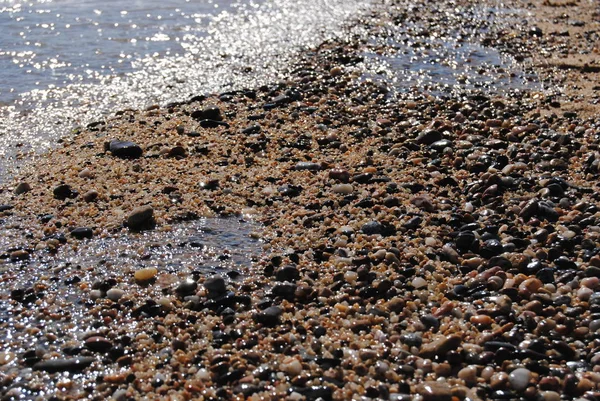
[
  {"xmin": 360, "ymin": 4, "xmax": 541, "ymax": 97},
  {"xmin": 0, "ymin": 217, "xmax": 262, "ymax": 399}
]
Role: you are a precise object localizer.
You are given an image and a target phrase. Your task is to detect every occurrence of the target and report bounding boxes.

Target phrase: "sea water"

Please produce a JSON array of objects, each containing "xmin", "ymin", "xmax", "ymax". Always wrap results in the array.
[{"xmin": 0, "ymin": 0, "xmax": 372, "ymax": 181}]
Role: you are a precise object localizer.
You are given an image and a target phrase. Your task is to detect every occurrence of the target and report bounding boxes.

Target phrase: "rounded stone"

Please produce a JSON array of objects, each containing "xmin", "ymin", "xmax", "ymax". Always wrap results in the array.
[
  {"xmin": 509, "ymin": 367, "xmax": 531, "ymax": 392},
  {"xmin": 106, "ymin": 288, "xmax": 125, "ymax": 302},
  {"xmin": 127, "ymin": 206, "xmax": 155, "ymax": 231},
  {"xmin": 134, "ymin": 267, "xmax": 158, "ymax": 282}
]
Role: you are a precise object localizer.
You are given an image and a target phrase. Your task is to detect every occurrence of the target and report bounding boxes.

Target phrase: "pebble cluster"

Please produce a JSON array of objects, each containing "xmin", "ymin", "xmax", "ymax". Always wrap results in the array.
[{"xmin": 1, "ymin": 0, "xmax": 600, "ymax": 400}]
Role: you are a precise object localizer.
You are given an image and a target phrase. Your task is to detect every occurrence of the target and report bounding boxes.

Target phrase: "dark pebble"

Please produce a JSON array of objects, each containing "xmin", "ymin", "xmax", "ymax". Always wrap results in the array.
[
  {"xmin": 84, "ymin": 336, "xmax": 113, "ymax": 353},
  {"xmin": 53, "ymin": 184, "xmax": 78, "ymax": 200},
  {"xmin": 191, "ymin": 105, "xmax": 222, "ymax": 121},
  {"xmin": 361, "ymin": 221, "xmax": 383, "ymax": 235},
  {"xmin": 415, "ymin": 129, "xmax": 442, "ymax": 145},
  {"xmin": 291, "ymin": 386, "xmax": 333, "ymax": 401},
  {"xmin": 204, "ymin": 276, "xmax": 226, "ymax": 296},
  {"xmin": 33, "ymin": 357, "xmax": 95, "ymax": 373},
  {"xmin": 71, "ymin": 227, "xmax": 93, "ymax": 240},
  {"xmin": 199, "ymin": 119, "xmax": 229, "ymax": 129},
  {"xmin": 253, "ymin": 306, "xmax": 283, "ymax": 326},
  {"xmin": 108, "ymin": 140, "xmax": 143, "ymax": 159},
  {"xmin": 275, "ymin": 265, "xmax": 299, "ymax": 282},
  {"xmin": 126, "ymin": 206, "xmax": 155, "ymax": 231},
  {"xmin": 175, "ymin": 277, "xmax": 198, "ymax": 296}
]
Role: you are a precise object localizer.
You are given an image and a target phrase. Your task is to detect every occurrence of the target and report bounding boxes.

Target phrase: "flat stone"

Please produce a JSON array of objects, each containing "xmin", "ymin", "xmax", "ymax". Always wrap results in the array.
[
  {"xmin": 84, "ymin": 336, "xmax": 113, "ymax": 353},
  {"xmin": 33, "ymin": 357, "xmax": 95, "ymax": 373},
  {"xmin": 109, "ymin": 140, "xmax": 143, "ymax": 159},
  {"xmin": 419, "ymin": 334, "xmax": 462, "ymax": 358},
  {"xmin": 416, "ymin": 129, "xmax": 443, "ymax": 145},
  {"xmin": 53, "ymin": 184, "xmax": 78, "ymax": 200},
  {"xmin": 71, "ymin": 227, "xmax": 93, "ymax": 240},
  {"xmin": 417, "ymin": 382, "xmax": 452, "ymax": 401}
]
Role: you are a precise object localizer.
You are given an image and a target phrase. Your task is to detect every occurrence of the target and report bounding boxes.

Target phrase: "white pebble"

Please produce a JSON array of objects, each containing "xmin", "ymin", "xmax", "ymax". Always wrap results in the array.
[
  {"xmin": 424, "ymin": 237, "xmax": 437, "ymax": 246},
  {"xmin": 344, "ymin": 271, "xmax": 358, "ymax": 283},
  {"xmin": 280, "ymin": 357, "xmax": 302, "ymax": 376},
  {"xmin": 509, "ymin": 367, "xmax": 531, "ymax": 392},
  {"xmin": 464, "ymin": 202, "xmax": 474, "ymax": 212},
  {"xmin": 332, "ymin": 184, "xmax": 353, "ymax": 194},
  {"xmin": 106, "ymin": 288, "xmax": 124, "ymax": 302},
  {"xmin": 89, "ymin": 290, "xmax": 102, "ymax": 300},
  {"xmin": 412, "ymin": 277, "xmax": 427, "ymax": 289}
]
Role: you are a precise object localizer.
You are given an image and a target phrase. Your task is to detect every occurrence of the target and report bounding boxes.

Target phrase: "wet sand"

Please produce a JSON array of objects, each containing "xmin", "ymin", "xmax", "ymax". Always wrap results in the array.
[{"xmin": 1, "ymin": 0, "xmax": 600, "ymax": 400}]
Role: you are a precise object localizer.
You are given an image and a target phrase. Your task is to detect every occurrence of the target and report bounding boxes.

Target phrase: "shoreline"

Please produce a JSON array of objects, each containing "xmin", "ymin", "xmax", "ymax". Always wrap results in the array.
[{"xmin": 1, "ymin": 0, "xmax": 600, "ymax": 400}]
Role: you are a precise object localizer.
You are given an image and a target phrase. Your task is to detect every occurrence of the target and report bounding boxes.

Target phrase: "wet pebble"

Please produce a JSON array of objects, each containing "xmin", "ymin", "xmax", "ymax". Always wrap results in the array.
[
  {"xmin": 84, "ymin": 336, "xmax": 113, "ymax": 353},
  {"xmin": 254, "ymin": 306, "xmax": 283, "ymax": 326},
  {"xmin": 70, "ymin": 227, "xmax": 93, "ymax": 239},
  {"xmin": 134, "ymin": 267, "xmax": 158, "ymax": 282},
  {"xmin": 127, "ymin": 205, "xmax": 155, "ymax": 231},
  {"xmin": 108, "ymin": 140, "xmax": 143, "ymax": 159},
  {"xmin": 204, "ymin": 276, "xmax": 226, "ymax": 296},
  {"xmin": 417, "ymin": 382, "xmax": 452, "ymax": 401},
  {"xmin": 33, "ymin": 357, "xmax": 95, "ymax": 373}
]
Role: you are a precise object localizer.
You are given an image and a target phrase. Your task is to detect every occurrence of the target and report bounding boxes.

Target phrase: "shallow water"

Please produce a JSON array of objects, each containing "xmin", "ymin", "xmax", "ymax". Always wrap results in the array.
[
  {"xmin": 360, "ymin": 4, "xmax": 540, "ymax": 97},
  {"xmin": 0, "ymin": 0, "xmax": 372, "ymax": 182},
  {"xmin": 0, "ymin": 217, "xmax": 261, "ymax": 399}
]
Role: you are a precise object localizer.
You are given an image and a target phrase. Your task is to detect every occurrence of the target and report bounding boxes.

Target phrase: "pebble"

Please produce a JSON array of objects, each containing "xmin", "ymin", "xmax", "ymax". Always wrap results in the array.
[
  {"xmin": 14, "ymin": 182, "xmax": 31, "ymax": 195},
  {"xmin": 280, "ymin": 357, "xmax": 303, "ymax": 376},
  {"xmin": 33, "ymin": 357, "xmax": 95, "ymax": 373},
  {"xmin": 134, "ymin": 267, "xmax": 158, "ymax": 282},
  {"xmin": 254, "ymin": 306, "xmax": 283, "ymax": 326},
  {"xmin": 0, "ymin": 352, "xmax": 16, "ymax": 366},
  {"xmin": 458, "ymin": 365, "xmax": 478, "ymax": 386},
  {"xmin": 204, "ymin": 276, "xmax": 226, "ymax": 295},
  {"xmin": 361, "ymin": 221, "xmax": 383, "ymax": 235},
  {"xmin": 53, "ymin": 184, "xmax": 77, "ymax": 200},
  {"xmin": 82, "ymin": 190, "xmax": 98, "ymax": 202},
  {"xmin": 70, "ymin": 227, "xmax": 93, "ymax": 239},
  {"xmin": 127, "ymin": 205, "xmax": 155, "ymax": 231},
  {"xmin": 10, "ymin": 249, "xmax": 30, "ymax": 261},
  {"xmin": 509, "ymin": 368, "xmax": 531, "ymax": 392},
  {"xmin": 412, "ymin": 277, "xmax": 427, "ymax": 289},
  {"xmin": 420, "ymin": 335, "xmax": 462, "ymax": 358},
  {"xmin": 106, "ymin": 288, "xmax": 124, "ymax": 302},
  {"xmin": 417, "ymin": 382, "xmax": 452, "ymax": 401},
  {"xmin": 416, "ymin": 129, "xmax": 443, "ymax": 145},
  {"xmin": 84, "ymin": 336, "xmax": 113, "ymax": 353},
  {"xmin": 332, "ymin": 183, "xmax": 353, "ymax": 194},
  {"xmin": 175, "ymin": 277, "xmax": 198, "ymax": 295},
  {"xmin": 108, "ymin": 140, "xmax": 143, "ymax": 159}
]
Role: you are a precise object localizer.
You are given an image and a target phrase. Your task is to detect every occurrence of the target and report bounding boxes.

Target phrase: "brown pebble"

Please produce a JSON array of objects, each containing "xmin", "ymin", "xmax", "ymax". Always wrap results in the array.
[{"xmin": 417, "ymin": 382, "xmax": 452, "ymax": 401}]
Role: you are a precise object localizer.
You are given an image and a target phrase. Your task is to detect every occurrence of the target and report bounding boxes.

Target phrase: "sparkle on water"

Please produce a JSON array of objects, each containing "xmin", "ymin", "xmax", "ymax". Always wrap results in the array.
[
  {"xmin": 359, "ymin": 4, "xmax": 541, "ymax": 97},
  {"xmin": 0, "ymin": 217, "xmax": 261, "ymax": 399},
  {"xmin": 0, "ymin": 0, "xmax": 372, "ymax": 182}
]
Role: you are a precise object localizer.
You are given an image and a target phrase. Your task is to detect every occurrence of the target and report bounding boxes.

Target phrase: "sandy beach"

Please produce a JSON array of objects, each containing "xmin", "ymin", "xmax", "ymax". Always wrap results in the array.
[{"xmin": 1, "ymin": 0, "xmax": 600, "ymax": 400}]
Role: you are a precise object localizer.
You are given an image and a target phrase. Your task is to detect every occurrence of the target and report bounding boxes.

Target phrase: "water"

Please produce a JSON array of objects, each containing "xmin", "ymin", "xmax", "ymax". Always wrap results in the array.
[{"xmin": 0, "ymin": 0, "xmax": 372, "ymax": 181}]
